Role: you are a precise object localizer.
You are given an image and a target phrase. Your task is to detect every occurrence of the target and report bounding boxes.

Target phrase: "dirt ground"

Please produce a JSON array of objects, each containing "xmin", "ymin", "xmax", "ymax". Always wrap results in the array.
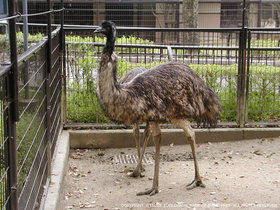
[{"xmin": 60, "ymin": 138, "xmax": 280, "ymax": 209}]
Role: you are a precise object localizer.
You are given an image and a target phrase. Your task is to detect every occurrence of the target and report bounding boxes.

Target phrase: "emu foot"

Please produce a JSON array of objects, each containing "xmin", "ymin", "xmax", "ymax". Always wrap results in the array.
[
  {"xmin": 127, "ymin": 169, "xmax": 145, "ymax": 178},
  {"xmin": 137, "ymin": 187, "xmax": 158, "ymax": 196},
  {"xmin": 186, "ymin": 179, "xmax": 206, "ymax": 190},
  {"xmin": 127, "ymin": 164, "xmax": 145, "ymax": 178}
]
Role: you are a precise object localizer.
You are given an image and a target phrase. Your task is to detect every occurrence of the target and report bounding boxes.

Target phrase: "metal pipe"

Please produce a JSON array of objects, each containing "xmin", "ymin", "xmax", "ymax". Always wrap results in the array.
[
  {"xmin": 22, "ymin": 0, "xmax": 29, "ymax": 99},
  {"xmin": 61, "ymin": 0, "xmax": 66, "ymax": 124},
  {"xmin": 237, "ymin": 0, "xmax": 248, "ymax": 127},
  {"xmin": 7, "ymin": 0, "xmax": 19, "ymax": 208},
  {"xmin": 8, "ymin": 0, "xmax": 19, "ymax": 122},
  {"xmin": 22, "ymin": 0, "xmax": 28, "ymax": 52},
  {"xmin": 244, "ymin": 30, "xmax": 251, "ymax": 123},
  {"xmin": 167, "ymin": 46, "xmax": 173, "ymax": 62},
  {"xmin": 46, "ymin": 0, "xmax": 52, "ymax": 180}
]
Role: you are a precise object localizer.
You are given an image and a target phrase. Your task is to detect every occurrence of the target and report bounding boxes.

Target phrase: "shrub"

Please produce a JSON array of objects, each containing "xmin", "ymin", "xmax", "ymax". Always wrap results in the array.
[
  {"xmin": 0, "ymin": 32, "xmax": 43, "ymax": 56},
  {"xmin": 64, "ymin": 35, "xmax": 280, "ymax": 123},
  {"xmin": 67, "ymin": 54, "xmax": 280, "ymax": 123}
]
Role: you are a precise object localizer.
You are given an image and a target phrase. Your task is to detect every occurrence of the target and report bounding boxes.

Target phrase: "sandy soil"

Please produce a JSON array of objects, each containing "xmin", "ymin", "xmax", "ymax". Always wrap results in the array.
[{"xmin": 60, "ymin": 138, "xmax": 280, "ymax": 209}]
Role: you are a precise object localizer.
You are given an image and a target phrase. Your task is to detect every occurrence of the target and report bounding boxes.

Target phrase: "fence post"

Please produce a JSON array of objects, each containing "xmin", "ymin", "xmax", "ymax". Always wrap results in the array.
[
  {"xmin": 237, "ymin": 27, "xmax": 248, "ymax": 127},
  {"xmin": 237, "ymin": 0, "xmax": 248, "ymax": 127},
  {"xmin": 167, "ymin": 46, "xmax": 173, "ymax": 62},
  {"xmin": 7, "ymin": 0, "xmax": 19, "ymax": 208},
  {"xmin": 46, "ymin": 0, "xmax": 52, "ymax": 179},
  {"xmin": 244, "ymin": 31, "xmax": 251, "ymax": 123},
  {"xmin": 60, "ymin": 0, "xmax": 67, "ymax": 124}
]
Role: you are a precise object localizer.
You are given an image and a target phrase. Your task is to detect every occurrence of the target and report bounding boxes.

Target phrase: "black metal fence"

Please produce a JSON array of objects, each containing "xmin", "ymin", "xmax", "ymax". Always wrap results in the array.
[
  {"xmin": 0, "ymin": 29, "xmax": 63, "ymax": 209},
  {"xmin": 0, "ymin": 1, "xmax": 64, "ymax": 209},
  {"xmin": 65, "ymin": 26, "xmax": 280, "ymax": 126}
]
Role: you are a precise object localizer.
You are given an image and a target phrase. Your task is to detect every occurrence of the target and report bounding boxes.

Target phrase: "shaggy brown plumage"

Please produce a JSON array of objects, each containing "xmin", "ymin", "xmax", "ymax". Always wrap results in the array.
[
  {"xmin": 120, "ymin": 67, "xmax": 150, "ymax": 176},
  {"xmin": 94, "ymin": 20, "xmax": 221, "ymax": 196},
  {"xmin": 98, "ymin": 59, "xmax": 221, "ymax": 125}
]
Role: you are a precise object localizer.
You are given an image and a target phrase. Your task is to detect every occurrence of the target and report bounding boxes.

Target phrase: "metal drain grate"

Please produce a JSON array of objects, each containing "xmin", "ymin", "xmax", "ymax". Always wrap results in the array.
[{"xmin": 114, "ymin": 154, "xmax": 153, "ymax": 164}]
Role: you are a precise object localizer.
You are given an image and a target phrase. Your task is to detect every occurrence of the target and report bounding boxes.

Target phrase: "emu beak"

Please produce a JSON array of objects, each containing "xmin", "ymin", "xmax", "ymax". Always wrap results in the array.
[{"xmin": 94, "ymin": 26, "xmax": 104, "ymax": 33}]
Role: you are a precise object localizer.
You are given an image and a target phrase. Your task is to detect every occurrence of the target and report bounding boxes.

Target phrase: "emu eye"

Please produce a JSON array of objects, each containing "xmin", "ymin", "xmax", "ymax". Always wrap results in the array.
[{"xmin": 106, "ymin": 26, "xmax": 110, "ymax": 30}]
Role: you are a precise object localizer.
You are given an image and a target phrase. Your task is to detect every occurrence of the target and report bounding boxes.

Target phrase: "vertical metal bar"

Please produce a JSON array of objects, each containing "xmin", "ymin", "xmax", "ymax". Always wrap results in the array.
[
  {"xmin": 227, "ymin": 34, "xmax": 230, "ymax": 61},
  {"xmin": 46, "ymin": 0, "xmax": 52, "ymax": 179},
  {"xmin": 22, "ymin": 0, "xmax": 28, "ymax": 52},
  {"xmin": 7, "ymin": 82, "xmax": 18, "ymax": 210},
  {"xmin": 3, "ymin": 77, "xmax": 9, "ymax": 210},
  {"xmin": 60, "ymin": 0, "xmax": 66, "ymax": 124},
  {"xmin": 8, "ymin": 0, "xmax": 19, "ymax": 122},
  {"xmin": 22, "ymin": 0, "xmax": 29, "ymax": 100},
  {"xmin": 167, "ymin": 46, "xmax": 173, "ymax": 62},
  {"xmin": 244, "ymin": 30, "xmax": 251, "ymax": 123},
  {"xmin": 237, "ymin": 0, "xmax": 247, "ymax": 127},
  {"xmin": 237, "ymin": 28, "xmax": 247, "ymax": 127},
  {"xmin": 7, "ymin": 0, "xmax": 19, "ymax": 208}
]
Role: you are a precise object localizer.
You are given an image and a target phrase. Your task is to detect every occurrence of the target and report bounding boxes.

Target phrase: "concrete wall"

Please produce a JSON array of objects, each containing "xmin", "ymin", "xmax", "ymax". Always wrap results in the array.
[{"xmin": 69, "ymin": 128, "xmax": 280, "ymax": 149}]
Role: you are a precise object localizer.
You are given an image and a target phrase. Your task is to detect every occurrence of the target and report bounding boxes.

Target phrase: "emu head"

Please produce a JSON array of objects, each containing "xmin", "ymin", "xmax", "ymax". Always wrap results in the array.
[{"xmin": 94, "ymin": 20, "xmax": 116, "ymax": 39}]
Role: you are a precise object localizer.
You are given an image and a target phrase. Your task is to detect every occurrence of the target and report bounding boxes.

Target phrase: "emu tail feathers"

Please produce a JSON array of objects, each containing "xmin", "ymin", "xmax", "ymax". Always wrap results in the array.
[{"xmin": 197, "ymin": 92, "xmax": 222, "ymax": 128}]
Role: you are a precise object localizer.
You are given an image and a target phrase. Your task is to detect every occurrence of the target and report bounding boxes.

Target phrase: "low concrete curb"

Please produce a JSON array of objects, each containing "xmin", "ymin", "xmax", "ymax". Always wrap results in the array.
[
  {"xmin": 41, "ymin": 131, "xmax": 69, "ymax": 210},
  {"xmin": 69, "ymin": 128, "xmax": 280, "ymax": 148}
]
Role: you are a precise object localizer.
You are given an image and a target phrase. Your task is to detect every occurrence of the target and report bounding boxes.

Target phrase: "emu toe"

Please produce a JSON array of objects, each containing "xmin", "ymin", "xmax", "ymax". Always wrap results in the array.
[
  {"xmin": 136, "ymin": 188, "xmax": 158, "ymax": 196},
  {"xmin": 186, "ymin": 179, "xmax": 206, "ymax": 190}
]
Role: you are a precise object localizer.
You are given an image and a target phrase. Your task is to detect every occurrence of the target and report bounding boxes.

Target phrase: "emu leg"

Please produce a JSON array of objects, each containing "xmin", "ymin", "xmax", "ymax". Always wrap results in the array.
[
  {"xmin": 173, "ymin": 119, "xmax": 205, "ymax": 189},
  {"xmin": 129, "ymin": 122, "xmax": 151, "ymax": 177},
  {"xmin": 137, "ymin": 122, "xmax": 161, "ymax": 196},
  {"xmin": 133, "ymin": 124, "xmax": 142, "ymax": 170}
]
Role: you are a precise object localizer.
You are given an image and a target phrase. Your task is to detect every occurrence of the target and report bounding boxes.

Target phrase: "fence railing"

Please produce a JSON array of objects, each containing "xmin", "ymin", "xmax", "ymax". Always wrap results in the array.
[
  {"xmin": 64, "ymin": 26, "xmax": 280, "ymax": 127},
  {"xmin": 0, "ymin": 0, "xmax": 64, "ymax": 208},
  {"xmin": 0, "ymin": 27, "xmax": 63, "ymax": 209}
]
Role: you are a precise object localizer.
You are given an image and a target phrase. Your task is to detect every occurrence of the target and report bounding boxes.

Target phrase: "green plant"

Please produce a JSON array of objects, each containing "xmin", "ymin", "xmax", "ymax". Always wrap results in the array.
[
  {"xmin": 250, "ymin": 38, "xmax": 280, "ymax": 57},
  {"xmin": 67, "ymin": 55, "xmax": 280, "ymax": 123},
  {"xmin": 0, "ymin": 32, "xmax": 43, "ymax": 56},
  {"xmin": 16, "ymin": 112, "xmax": 44, "ymax": 194},
  {"xmin": 65, "ymin": 34, "xmax": 280, "ymax": 123}
]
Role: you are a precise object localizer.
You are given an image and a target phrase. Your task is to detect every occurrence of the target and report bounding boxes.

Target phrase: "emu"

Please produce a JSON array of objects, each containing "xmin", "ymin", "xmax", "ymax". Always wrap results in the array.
[{"xmin": 94, "ymin": 21, "xmax": 221, "ymax": 196}]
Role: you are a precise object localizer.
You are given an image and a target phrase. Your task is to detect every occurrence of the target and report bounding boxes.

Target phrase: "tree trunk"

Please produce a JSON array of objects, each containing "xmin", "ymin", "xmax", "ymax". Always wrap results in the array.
[
  {"xmin": 273, "ymin": 3, "xmax": 280, "ymax": 27},
  {"xmin": 182, "ymin": 0, "xmax": 199, "ymax": 45}
]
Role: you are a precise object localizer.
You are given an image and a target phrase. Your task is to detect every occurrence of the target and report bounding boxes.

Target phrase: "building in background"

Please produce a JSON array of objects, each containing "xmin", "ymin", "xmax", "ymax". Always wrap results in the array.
[{"xmin": 18, "ymin": 0, "xmax": 279, "ymax": 28}]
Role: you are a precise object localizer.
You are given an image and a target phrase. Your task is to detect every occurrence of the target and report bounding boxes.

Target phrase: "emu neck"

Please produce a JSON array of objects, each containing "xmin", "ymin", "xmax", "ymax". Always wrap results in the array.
[
  {"xmin": 103, "ymin": 34, "xmax": 115, "ymax": 55},
  {"xmin": 97, "ymin": 51, "xmax": 121, "ymax": 120}
]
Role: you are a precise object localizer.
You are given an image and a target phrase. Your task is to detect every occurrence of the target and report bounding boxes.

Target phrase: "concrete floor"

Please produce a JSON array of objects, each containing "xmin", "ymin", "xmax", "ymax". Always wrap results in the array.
[{"xmin": 59, "ymin": 137, "xmax": 280, "ymax": 209}]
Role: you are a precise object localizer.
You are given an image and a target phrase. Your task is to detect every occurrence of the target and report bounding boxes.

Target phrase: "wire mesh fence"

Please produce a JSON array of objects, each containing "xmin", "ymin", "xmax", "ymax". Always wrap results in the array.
[
  {"xmin": 0, "ymin": 1, "xmax": 63, "ymax": 206},
  {"xmin": 246, "ymin": 29, "xmax": 280, "ymax": 123},
  {"xmin": 17, "ymin": 38, "xmax": 48, "ymax": 209},
  {"xmin": 0, "ymin": 73, "xmax": 10, "ymax": 209},
  {"xmin": 64, "ymin": 26, "xmax": 280, "ymax": 126},
  {"xmin": 18, "ymin": 0, "xmax": 280, "ymax": 29},
  {"xmin": 0, "ymin": 27, "xmax": 63, "ymax": 209}
]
